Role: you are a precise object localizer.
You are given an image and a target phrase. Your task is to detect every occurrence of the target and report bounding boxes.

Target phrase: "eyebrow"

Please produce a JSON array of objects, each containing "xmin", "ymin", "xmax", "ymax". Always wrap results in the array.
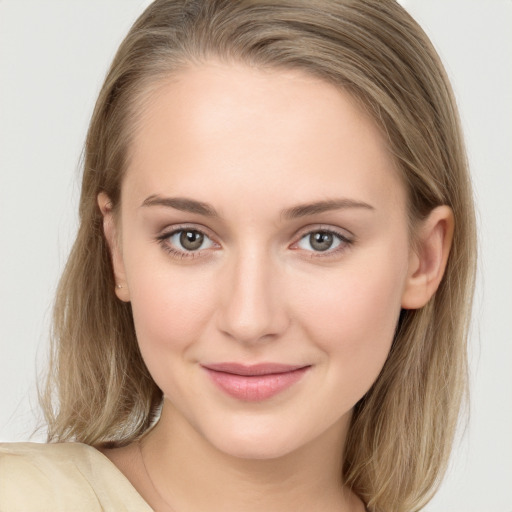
[
  {"xmin": 141, "ymin": 195, "xmax": 218, "ymax": 216},
  {"xmin": 141, "ymin": 195, "xmax": 374, "ymax": 219},
  {"xmin": 281, "ymin": 198, "xmax": 374, "ymax": 219}
]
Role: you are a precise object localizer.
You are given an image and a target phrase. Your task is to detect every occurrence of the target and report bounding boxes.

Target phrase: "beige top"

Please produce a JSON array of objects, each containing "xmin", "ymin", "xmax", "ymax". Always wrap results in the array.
[{"xmin": 0, "ymin": 442, "xmax": 153, "ymax": 511}]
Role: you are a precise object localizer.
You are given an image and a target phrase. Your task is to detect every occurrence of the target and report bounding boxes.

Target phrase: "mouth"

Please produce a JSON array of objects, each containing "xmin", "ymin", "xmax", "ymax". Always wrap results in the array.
[{"xmin": 201, "ymin": 362, "xmax": 311, "ymax": 401}]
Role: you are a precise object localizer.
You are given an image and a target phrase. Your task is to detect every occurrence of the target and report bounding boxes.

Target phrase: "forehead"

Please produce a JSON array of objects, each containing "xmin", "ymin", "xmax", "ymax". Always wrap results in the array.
[{"xmin": 123, "ymin": 60, "xmax": 406, "ymax": 216}]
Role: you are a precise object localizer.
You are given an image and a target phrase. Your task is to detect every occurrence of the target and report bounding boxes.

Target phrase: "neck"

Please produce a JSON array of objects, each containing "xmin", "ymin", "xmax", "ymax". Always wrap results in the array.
[{"xmin": 139, "ymin": 400, "xmax": 363, "ymax": 512}]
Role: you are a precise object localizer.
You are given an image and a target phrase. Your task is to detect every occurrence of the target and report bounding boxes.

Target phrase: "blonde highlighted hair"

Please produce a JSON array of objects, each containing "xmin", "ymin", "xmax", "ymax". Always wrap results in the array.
[{"xmin": 41, "ymin": 1, "xmax": 477, "ymax": 511}]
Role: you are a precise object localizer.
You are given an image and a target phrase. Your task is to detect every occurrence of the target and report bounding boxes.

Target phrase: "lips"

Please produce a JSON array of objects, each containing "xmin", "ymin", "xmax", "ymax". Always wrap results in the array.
[{"xmin": 201, "ymin": 362, "xmax": 310, "ymax": 401}]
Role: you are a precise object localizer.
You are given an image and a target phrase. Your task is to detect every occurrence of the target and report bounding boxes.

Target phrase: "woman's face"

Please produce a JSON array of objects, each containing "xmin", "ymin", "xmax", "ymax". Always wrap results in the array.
[{"xmin": 106, "ymin": 61, "xmax": 416, "ymax": 459}]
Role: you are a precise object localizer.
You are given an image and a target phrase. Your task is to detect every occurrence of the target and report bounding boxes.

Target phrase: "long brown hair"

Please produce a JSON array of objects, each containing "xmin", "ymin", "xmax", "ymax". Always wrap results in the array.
[{"xmin": 41, "ymin": 2, "xmax": 477, "ymax": 511}]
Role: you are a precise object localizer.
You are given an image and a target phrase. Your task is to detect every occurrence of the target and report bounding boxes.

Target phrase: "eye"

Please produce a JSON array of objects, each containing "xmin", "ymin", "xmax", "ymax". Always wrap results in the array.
[
  {"xmin": 157, "ymin": 227, "xmax": 217, "ymax": 257},
  {"xmin": 295, "ymin": 229, "xmax": 351, "ymax": 254},
  {"xmin": 171, "ymin": 229, "xmax": 213, "ymax": 251}
]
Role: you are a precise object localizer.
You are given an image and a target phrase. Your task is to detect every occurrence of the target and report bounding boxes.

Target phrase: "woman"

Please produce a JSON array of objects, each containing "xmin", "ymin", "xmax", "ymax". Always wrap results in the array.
[{"xmin": 0, "ymin": 1, "xmax": 476, "ymax": 511}]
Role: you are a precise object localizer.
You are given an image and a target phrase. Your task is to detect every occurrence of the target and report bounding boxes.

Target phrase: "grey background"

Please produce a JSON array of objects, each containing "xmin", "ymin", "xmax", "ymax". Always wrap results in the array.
[{"xmin": 1, "ymin": 1, "xmax": 511, "ymax": 510}]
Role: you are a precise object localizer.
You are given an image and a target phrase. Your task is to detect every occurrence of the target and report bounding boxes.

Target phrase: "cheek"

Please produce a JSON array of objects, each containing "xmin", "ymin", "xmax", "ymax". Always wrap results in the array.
[
  {"xmin": 126, "ymin": 258, "xmax": 217, "ymax": 372},
  {"xmin": 296, "ymin": 253, "xmax": 407, "ymax": 392}
]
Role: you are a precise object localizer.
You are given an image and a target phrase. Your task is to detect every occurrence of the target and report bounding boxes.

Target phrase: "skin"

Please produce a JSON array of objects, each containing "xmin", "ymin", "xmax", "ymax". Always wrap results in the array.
[{"xmin": 99, "ymin": 60, "xmax": 453, "ymax": 512}]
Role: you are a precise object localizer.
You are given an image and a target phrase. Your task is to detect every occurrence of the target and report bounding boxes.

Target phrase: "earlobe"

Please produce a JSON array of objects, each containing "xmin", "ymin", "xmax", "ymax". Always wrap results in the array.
[
  {"xmin": 97, "ymin": 192, "xmax": 130, "ymax": 302},
  {"xmin": 401, "ymin": 205, "xmax": 454, "ymax": 309}
]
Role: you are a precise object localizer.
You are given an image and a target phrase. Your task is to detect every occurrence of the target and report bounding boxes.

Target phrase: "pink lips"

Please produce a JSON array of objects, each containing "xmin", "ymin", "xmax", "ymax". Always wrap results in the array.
[{"xmin": 201, "ymin": 362, "xmax": 310, "ymax": 402}]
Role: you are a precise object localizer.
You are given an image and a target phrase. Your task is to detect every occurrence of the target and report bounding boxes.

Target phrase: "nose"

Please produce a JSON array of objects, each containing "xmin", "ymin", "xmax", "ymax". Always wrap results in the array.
[{"xmin": 216, "ymin": 247, "xmax": 289, "ymax": 345}]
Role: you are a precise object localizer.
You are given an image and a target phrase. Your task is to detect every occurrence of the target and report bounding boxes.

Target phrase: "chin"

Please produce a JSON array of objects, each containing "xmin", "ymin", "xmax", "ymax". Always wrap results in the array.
[
  {"xmin": 213, "ymin": 435, "xmax": 300, "ymax": 461},
  {"xmin": 205, "ymin": 417, "xmax": 346, "ymax": 462},
  {"xmin": 198, "ymin": 417, "xmax": 307, "ymax": 461}
]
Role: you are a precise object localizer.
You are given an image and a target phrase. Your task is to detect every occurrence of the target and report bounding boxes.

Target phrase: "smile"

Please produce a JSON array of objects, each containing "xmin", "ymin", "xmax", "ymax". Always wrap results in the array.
[{"xmin": 201, "ymin": 363, "xmax": 311, "ymax": 402}]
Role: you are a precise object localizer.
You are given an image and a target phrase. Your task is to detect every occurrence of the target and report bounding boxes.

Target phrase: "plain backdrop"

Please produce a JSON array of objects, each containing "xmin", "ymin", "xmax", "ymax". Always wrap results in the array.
[{"xmin": 0, "ymin": 1, "xmax": 511, "ymax": 511}]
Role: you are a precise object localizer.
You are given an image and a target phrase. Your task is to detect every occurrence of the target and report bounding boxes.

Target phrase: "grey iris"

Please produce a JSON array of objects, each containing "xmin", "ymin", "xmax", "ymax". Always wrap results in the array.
[
  {"xmin": 180, "ymin": 230, "xmax": 204, "ymax": 250},
  {"xmin": 310, "ymin": 232, "xmax": 334, "ymax": 251}
]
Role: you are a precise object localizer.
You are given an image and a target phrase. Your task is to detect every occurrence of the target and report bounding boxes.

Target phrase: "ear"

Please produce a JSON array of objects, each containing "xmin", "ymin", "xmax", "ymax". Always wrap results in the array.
[
  {"xmin": 97, "ymin": 192, "xmax": 130, "ymax": 302},
  {"xmin": 401, "ymin": 205, "xmax": 454, "ymax": 309}
]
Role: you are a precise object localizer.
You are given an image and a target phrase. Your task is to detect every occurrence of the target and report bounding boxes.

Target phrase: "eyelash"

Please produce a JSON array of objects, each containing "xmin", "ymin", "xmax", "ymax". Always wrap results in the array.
[
  {"xmin": 155, "ymin": 225, "xmax": 354, "ymax": 260},
  {"xmin": 291, "ymin": 227, "xmax": 353, "ymax": 259},
  {"xmin": 156, "ymin": 225, "xmax": 218, "ymax": 260}
]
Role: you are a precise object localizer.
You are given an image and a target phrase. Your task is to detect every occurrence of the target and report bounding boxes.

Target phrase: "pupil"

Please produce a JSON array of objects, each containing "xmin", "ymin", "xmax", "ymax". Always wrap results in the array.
[
  {"xmin": 310, "ymin": 232, "xmax": 333, "ymax": 251},
  {"xmin": 180, "ymin": 230, "xmax": 203, "ymax": 251}
]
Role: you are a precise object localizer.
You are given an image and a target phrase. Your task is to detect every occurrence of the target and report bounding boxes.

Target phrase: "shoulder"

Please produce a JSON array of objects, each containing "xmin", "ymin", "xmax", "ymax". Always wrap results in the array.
[
  {"xmin": 1, "ymin": 440, "xmax": 100, "ymax": 467},
  {"xmin": 0, "ymin": 442, "xmax": 152, "ymax": 512}
]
